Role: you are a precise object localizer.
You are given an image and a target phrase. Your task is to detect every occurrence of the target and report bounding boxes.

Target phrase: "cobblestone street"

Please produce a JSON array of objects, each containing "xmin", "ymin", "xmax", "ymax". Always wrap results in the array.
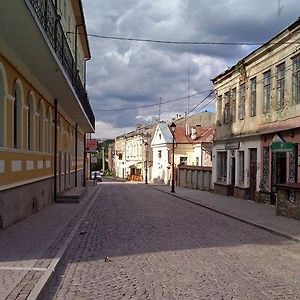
[{"xmin": 45, "ymin": 183, "xmax": 300, "ymax": 299}]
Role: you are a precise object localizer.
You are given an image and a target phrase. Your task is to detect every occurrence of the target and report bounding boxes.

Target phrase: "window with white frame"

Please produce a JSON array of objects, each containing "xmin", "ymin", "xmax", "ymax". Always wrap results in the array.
[
  {"xmin": 238, "ymin": 151, "xmax": 245, "ymax": 185},
  {"xmin": 263, "ymin": 70, "xmax": 271, "ymax": 113},
  {"xmin": 217, "ymin": 151, "xmax": 227, "ymax": 183},
  {"xmin": 250, "ymin": 77, "xmax": 256, "ymax": 117},
  {"xmin": 239, "ymin": 83, "xmax": 246, "ymax": 120},
  {"xmin": 292, "ymin": 55, "xmax": 300, "ymax": 104},
  {"xmin": 231, "ymin": 88, "xmax": 236, "ymax": 122},
  {"xmin": 277, "ymin": 63, "xmax": 285, "ymax": 109}
]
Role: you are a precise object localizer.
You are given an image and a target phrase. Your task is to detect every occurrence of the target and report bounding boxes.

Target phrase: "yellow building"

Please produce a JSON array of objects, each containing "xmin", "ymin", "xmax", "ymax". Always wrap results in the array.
[
  {"xmin": 212, "ymin": 18, "xmax": 300, "ymax": 203},
  {"xmin": 0, "ymin": 1, "xmax": 94, "ymax": 228}
]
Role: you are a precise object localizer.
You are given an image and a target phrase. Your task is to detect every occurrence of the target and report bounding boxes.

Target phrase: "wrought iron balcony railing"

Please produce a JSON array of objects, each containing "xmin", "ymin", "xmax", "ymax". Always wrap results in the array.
[{"xmin": 29, "ymin": 0, "xmax": 95, "ymax": 129}]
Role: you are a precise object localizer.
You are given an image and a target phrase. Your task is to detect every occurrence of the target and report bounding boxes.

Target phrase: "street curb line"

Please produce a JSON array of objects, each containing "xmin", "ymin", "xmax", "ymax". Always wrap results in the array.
[
  {"xmin": 151, "ymin": 187, "xmax": 300, "ymax": 244},
  {"xmin": 27, "ymin": 187, "xmax": 100, "ymax": 300}
]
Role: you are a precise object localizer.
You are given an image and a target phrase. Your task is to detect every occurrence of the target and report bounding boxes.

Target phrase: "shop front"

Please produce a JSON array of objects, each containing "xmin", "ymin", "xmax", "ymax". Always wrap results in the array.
[{"xmin": 260, "ymin": 130, "xmax": 300, "ymax": 205}]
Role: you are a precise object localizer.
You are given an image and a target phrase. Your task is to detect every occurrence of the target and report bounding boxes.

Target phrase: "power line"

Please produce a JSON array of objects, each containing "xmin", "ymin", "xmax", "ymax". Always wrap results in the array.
[
  {"xmin": 188, "ymin": 91, "xmax": 214, "ymax": 115},
  {"xmin": 66, "ymin": 31, "xmax": 300, "ymax": 46},
  {"xmin": 92, "ymin": 90, "xmax": 213, "ymax": 112}
]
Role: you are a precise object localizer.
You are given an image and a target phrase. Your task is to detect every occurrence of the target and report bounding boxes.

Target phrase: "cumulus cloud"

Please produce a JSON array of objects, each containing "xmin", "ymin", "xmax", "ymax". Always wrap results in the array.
[{"xmin": 82, "ymin": 0, "xmax": 299, "ymax": 138}]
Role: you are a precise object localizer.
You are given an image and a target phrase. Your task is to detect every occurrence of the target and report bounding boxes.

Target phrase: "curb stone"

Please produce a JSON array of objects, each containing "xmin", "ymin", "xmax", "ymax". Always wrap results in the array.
[
  {"xmin": 27, "ymin": 187, "xmax": 100, "ymax": 300},
  {"xmin": 151, "ymin": 186, "xmax": 300, "ymax": 244}
]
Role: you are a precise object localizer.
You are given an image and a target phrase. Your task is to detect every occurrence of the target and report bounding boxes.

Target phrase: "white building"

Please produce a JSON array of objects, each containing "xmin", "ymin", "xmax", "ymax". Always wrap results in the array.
[{"xmin": 151, "ymin": 121, "xmax": 214, "ymax": 184}]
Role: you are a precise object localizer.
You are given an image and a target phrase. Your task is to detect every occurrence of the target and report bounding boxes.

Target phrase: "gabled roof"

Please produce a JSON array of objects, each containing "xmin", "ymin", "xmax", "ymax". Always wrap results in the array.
[
  {"xmin": 174, "ymin": 126, "xmax": 214, "ymax": 144},
  {"xmin": 193, "ymin": 127, "xmax": 215, "ymax": 144},
  {"xmin": 151, "ymin": 121, "xmax": 173, "ymax": 146}
]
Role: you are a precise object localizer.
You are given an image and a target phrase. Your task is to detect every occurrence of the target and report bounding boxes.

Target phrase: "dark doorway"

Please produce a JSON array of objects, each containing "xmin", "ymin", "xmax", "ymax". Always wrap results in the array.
[
  {"xmin": 229, "ymin": 156, "xmax": 236, "ymax": 196},
  {"xmin": 249, "ymin": 149, "xmax": 257, "ymax": 201},
  {"xmin": 276, "ymin": 152, "xmax": 287, "ymax": 184},
  {"xmin": 271, "ymin": 152, "xmax": 287, "ymax": 205}
]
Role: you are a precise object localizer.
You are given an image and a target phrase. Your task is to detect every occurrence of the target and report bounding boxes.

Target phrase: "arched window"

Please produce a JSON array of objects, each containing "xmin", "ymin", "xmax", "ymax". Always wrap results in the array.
[
  {"xmin": 27, "ymin": 92, "xmax": 36, "ymax": 151},
  {"xmin": 0, "ymin": 63, "xmax": 8, "ymax": 147},
  {"xmin": 38, "ymin": 100, "xmax": 45, "ymax": 152},
  {"xmin": 47, "ymin": 107, "xmax": 53, "ymax": 153},
  {"xmin": 13, "ymin": 80, "xmax": 24, "ymax": 149}
]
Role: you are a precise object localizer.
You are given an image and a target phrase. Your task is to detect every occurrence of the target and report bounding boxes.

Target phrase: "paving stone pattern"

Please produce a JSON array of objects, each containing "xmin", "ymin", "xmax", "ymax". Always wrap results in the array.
[
  {"xmin": 0, "ymin": 187, "xmax": 99, "ymax": 300},
  {"xmin": 46, "ymin": 183, "xmax": 300, "ymax": 300}
]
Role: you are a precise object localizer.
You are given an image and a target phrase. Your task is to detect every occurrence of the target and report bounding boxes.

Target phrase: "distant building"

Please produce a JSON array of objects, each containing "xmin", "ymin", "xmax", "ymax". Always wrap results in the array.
[
  {"xmin": 151, "ymin": 121, "xmax": 214, "ymax": 184},
  {"xmin": 212, "ymin": 18, "xmax": 300, "ymax": 204},
  {"xmin": 174, "ymin": 111, "xmax": 215, "ymax": 127},
  {"xmin": 0, "ymin": 1, "xmax": 94, "ymax": 228},
  {"xmin": 114, "ymin": 124, "xmax": 155, "ymax": 182}
]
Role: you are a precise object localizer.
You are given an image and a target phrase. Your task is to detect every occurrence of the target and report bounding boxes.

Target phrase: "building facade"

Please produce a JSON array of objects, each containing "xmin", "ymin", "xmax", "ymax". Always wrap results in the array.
[
  {"xmin": 114, "ymin": 125, "xmax": 155, "ymax": 182},
  {"xmin": 0, "ymin": 1, "xmax": 94, "ymax": 228},
  {"xmin": 212, "ymin": 18, "xmax": 300, "ymax": 203},
  {"xmin": 151, "ymin": 121, "xmax": 214, "ymax": 184}
]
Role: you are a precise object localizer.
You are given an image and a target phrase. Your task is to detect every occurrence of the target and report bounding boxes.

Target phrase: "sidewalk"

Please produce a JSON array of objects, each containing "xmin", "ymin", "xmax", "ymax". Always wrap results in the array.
[
  {"xmin": 151, "ymin": 184, "xmax": 300, "ymax": 243},
  {"xmin": 0, "ymin": 183, "xmax": 99, "ymax": 300}
]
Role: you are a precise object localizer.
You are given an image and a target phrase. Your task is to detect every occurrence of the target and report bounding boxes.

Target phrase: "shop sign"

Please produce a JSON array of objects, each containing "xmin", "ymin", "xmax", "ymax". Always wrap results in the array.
[
  {"xmin": 271, "ymin": 141, "xmax": 295, "ymax": 152},
  {"xmin": 225, "ymin": 142, "xmax": 240, "ymax": 150},
  {"xmin": 86, "ymin": 139, "xmax": 98, "ymax": 153}
]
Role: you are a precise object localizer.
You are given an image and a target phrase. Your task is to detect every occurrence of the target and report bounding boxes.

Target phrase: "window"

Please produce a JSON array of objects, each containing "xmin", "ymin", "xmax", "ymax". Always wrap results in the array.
[
  {"xmin": 292, "ymin": 55, "xmax": 300, "ymax": 104},
  {"xmin": 39, "ymin": 102, "xmax": 45, "ymax": 152},
  {"xmin": 239, "ymin": 84, "xmax": 246, "ymax": 120},
  {"xmin": 263, "ymin": 70, "xmax": 271, "ymax": 113},
  {"xmin": 239, "ymin": 151, "xmax": 245, "ymax": 185},
  {"xmin": 158, "ymin": 150, "xmax": 162, "ymax": 158},
  {"xmin": 179, "ymin": 156, "xmax": 187, "ymax": 165},
  {"xmin": 13, "ymin": 89, "xmax": 18, "ymax": 148},
  {"xmin": 277, "ymin": 63, "xmax": 285, "ymax": 109},
  {"xmin": 250, "ymin": 77, "xmax": 256, "ymax": 116},
  {"xmin": 196, "ymin": 157, "xmax": 199, "ymax": 166},
  {"xmin": 217, "ymin": 151, "xmax": 227, "ymax": 183},
  {"xmin": 223, "ymin": 92, "xmax": 230, "ymax": 124},
  {"xmin": 13, "ymin": 82, "xmax": 23, "ymax": 149},
  {"xmin": 27, "ymin": 104, "xmax": 31, "ymax": 150},
  {"xmin": 217, "ymin": 95, "xmax": 222, "ymax": 122},
  {"xmin": 231, "ymin": 88, "xmax": 236, "ymax": 122}
]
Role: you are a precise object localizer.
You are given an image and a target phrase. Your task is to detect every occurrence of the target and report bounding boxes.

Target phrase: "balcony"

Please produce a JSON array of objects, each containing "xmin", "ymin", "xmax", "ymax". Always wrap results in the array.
[{"xmin": 29, "ymin": 0, "xmax": 95, "ymax": 129}]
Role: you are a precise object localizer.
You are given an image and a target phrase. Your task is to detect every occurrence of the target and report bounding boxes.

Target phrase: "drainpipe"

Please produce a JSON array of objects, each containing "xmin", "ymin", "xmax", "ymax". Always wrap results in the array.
[
  {"xmin": 54, "ymin": 98, "xmax": 58, "ymax": 202},
  {"xmin": 75, "ymin": 123, "xmax": 78, "ymax": 187}
]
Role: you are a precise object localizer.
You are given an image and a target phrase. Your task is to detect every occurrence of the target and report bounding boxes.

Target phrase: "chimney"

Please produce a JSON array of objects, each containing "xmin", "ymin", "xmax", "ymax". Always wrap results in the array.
[{"xmin": 191, "ymin": 127, "xmax": 197, "ymax": 140}]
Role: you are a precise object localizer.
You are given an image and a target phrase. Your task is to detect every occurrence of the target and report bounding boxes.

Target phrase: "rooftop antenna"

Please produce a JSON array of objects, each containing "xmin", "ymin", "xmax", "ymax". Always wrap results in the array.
[
  {"xmin": 158, "ymin": 97, "xmax": 162, "ymax": 122},
  {"xmin": 187, "ymin": 66, "xmax": 190, "ymax": 116}
]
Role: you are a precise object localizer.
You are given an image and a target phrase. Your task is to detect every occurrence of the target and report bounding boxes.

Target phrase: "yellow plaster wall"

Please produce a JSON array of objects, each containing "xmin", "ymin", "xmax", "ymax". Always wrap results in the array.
[
  {"xmin": 0, "ymin": 151, "xmax": 53, "ymax": 187},
  {"xmin": 0, "ymin": 54, "xmax": 86, "ymax": 190}
]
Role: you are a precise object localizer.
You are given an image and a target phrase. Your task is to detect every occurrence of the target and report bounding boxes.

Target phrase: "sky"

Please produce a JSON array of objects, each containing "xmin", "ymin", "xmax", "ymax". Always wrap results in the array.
[{"xmin": 82, "ymin": 0, "xmax": 299, "ymax": 139}]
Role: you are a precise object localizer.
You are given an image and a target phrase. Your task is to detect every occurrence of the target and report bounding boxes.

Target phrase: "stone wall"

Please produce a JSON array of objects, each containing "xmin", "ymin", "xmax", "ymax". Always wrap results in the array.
[
  {"xmin": 276, "ymin": 185, "xmax": 300, "ymax": 220},
  {"xmin": 0, "ymin": 177, "xmax": 54, "ymax": 229}
]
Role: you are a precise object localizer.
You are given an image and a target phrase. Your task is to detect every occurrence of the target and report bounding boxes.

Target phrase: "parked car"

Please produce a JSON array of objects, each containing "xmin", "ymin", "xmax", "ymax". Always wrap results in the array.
[{"xmin": 91, "ymin": 171, "xmax": 102, "ymax": 182}]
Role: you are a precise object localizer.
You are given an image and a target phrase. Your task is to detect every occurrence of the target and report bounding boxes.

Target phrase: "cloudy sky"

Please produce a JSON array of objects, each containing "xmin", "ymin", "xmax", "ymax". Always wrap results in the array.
[{"xmin": 82, "ymin": 0, "xmax": 299, "ymax": 139}]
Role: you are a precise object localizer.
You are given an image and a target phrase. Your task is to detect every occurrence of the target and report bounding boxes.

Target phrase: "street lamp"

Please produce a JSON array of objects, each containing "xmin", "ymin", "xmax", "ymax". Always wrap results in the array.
[
  {"xmin": 170, "ymin": 122, "xmax": 176, "ymax": 193},
  {"xmin": 144, "ymin": 141, "xmax": 148, "ymax": 184}
]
